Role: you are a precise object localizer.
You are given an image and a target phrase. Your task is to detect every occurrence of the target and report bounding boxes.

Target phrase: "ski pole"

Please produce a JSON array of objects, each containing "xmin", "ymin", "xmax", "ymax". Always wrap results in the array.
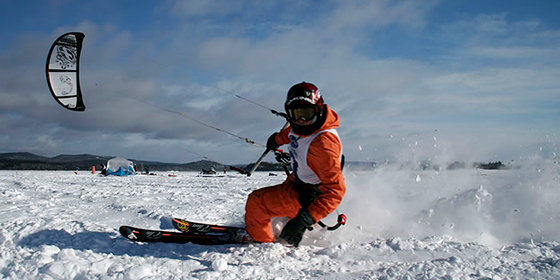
[{"xmin": 247, "ymin": 122, "xmax": 289, "ymax": 176}]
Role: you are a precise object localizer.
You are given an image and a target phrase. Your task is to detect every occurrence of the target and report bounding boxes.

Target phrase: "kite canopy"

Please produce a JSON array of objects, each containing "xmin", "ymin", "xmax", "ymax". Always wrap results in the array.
[
  {"xmin": 106, "ymin": 157, "xmax": 136, "ymax": 176},
  {"xmin": 46, "ymin": 32, "xmax": 86, "ymax": 111}
]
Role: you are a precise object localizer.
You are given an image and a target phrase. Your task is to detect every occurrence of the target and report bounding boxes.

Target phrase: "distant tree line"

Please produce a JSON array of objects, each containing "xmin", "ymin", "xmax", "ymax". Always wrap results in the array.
[
  {"xmin": 474, "ymin": 161, "xmax": 510, "ymax": 170},
  {"xmin": 422, "ymin": 160, "xmax": 514, "ymax": 171}
]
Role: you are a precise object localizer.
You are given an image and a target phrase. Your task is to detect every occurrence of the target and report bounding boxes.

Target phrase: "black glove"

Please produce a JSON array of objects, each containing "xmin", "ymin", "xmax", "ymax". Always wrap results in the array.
[
  {"xmin": 266, "ymin": 132, "xmax": 279, "ymax": 151},
  {"xmin": 280, "ymin": 209, "xmax": 315, "ymax": 247}
]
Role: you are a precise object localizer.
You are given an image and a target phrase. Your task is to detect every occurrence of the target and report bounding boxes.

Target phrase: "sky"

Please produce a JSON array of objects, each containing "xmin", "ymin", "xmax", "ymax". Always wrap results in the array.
[{"xmin": 1, "ymin": 0, "xmax": 559, "ymax": 165}]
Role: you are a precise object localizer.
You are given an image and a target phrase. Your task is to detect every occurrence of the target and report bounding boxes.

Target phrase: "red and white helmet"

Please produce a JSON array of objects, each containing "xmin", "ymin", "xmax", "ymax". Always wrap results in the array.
[
  {"xmin": 284, "ymin": 82, "xmax": 326, "ymax": 135},
  {"xmin": 284, "ymin": 82, "xmax": 324, "ymax": 125}
]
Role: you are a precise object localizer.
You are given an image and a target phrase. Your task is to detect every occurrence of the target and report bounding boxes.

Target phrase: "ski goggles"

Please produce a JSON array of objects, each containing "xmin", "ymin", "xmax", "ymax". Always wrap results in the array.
[{"xmin": 287, "ymin": 106, "xmax": 317, "ymax": 121}]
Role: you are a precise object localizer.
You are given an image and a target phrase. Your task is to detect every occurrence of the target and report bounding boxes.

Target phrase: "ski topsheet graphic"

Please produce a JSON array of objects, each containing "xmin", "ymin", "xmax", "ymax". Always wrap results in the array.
[{"xmin": 171, "ymin": 218, "xmax": 245, "ymax": 234}]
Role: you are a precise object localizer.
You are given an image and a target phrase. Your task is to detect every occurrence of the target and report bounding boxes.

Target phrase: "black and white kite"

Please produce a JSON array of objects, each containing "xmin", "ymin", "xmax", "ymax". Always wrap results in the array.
[{"xmin": 45, "ymin": 32, "xmax": 86, "ymax": 111}]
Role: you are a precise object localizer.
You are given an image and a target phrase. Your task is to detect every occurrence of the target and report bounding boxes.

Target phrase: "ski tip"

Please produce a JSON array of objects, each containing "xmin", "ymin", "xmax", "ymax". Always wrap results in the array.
[
  {"xmin": 119, "ymin": 226, "xmax": 135, "ymax": 240},
  {"xmin": 119, "ymin": 225, "xmax": 130, "ymax": 233}
]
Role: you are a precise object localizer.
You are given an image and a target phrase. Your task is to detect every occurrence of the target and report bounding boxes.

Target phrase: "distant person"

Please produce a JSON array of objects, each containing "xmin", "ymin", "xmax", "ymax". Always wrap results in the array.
[
  {"xmin": 245, "ymin": 82, "xmax": 345, "ymax": 246},
  {"xmin": 100, "ymin": 164, "xmax": 107, "ymax": 176}
]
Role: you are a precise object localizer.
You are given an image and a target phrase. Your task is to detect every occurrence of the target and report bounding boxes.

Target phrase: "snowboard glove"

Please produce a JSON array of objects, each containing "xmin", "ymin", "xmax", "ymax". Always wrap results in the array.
[
  {"xmin": 266, "ymin": 132, "xmax": 280, "ymax": 151},
  {"xmin": 280, "ymin": 209, "xmax": 315, "ymax": 247}
]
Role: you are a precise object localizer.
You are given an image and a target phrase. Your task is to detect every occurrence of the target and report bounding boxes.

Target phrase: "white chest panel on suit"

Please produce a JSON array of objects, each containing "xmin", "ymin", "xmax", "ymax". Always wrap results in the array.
[{"xmin": 288, "ymin": 128, "xmax": 342, "ymax": 185}]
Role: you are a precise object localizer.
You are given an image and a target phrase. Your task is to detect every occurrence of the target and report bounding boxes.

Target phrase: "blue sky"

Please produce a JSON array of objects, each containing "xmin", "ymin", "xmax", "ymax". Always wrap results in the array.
[{"xmin": 1, "ymin": 0, "xmax": 559, "ymax": 165}]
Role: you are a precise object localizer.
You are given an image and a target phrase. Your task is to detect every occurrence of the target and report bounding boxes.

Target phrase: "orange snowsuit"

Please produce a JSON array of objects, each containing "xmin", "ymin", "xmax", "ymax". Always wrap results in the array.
[{"xmin": 245, "ymin": 105, "xmax": 345, "ymax": 242}]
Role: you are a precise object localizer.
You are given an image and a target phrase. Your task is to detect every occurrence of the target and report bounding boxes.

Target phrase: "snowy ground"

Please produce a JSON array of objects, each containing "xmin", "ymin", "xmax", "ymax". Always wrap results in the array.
[{"xmin": 0, "ymin": 164, "xmax": 559, "ymax": 279}]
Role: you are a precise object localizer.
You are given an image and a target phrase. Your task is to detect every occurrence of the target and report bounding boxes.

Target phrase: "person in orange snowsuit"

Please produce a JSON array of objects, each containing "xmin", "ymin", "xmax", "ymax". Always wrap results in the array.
[{"xmin": 245, "ymin": 82, "xmax": 345, "ymax": 246}]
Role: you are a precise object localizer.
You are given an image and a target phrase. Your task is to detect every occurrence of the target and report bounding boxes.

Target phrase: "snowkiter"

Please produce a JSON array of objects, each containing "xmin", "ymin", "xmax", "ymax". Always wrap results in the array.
[{"xmin": 245, "ymin": 82, "xmax": 345, "ymax": 246}]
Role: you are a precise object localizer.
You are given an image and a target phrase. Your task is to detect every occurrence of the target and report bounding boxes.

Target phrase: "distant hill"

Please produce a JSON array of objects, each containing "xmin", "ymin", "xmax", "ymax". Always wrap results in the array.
[
  {"xmin": 0, "ymin": 152, "xmax": 50, "ymax": 161},
  {"xmin": 0, "ymin": 152, "xmax": 286, "ymax": 172},
  {"xmin": 0, "ymin": 152, "xmax": 513, "ymax": 172}
]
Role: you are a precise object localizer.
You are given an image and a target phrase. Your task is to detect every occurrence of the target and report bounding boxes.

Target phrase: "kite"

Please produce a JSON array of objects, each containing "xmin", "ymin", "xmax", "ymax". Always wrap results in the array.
[{"xmin": 45, "ymin": 32, "xmax": 86, "ymax": 111}]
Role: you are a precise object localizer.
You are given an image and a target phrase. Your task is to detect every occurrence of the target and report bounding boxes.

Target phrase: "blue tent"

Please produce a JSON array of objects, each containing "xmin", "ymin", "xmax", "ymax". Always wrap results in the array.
[{"xmin": 106, "ymin": 157, "xmax": 136, "ymax": 176}]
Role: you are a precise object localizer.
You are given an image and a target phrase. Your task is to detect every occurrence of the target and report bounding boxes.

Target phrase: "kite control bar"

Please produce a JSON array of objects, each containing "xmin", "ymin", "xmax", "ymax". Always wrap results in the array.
[
  {"xmin": 308, "ymin": 213, "xmax": 347, "ymax": 231},
  {"xmin": 246, "ymin": 121, "xmax": 289, "ymax": 176},
  {"xmin": 315, "ymin": 213, "xmax": 347, "ymax": 231}
]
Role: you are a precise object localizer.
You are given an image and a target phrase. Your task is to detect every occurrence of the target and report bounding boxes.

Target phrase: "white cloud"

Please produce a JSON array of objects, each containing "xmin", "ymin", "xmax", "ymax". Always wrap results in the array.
[{"xmin": 1, "ymin": 1, "xmax": 560, "ymax": 164}]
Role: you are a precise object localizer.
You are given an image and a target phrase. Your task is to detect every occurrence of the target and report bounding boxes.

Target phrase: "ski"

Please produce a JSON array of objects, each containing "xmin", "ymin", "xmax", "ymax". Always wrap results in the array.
[{"xmin": 119, "ymin": 225, "xmax": 252, "ymax": 245}]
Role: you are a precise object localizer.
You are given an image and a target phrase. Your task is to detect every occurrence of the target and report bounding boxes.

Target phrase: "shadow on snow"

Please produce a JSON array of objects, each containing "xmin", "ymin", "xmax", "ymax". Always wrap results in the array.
[{"xmin": 17, "ymin": 228, "xmax": 241, "ymax": 262}]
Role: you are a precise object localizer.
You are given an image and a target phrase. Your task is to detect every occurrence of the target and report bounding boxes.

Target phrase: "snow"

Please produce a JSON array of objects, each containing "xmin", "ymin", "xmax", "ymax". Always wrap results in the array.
[{"xmin": 0, "ymin": 164, "xmax": 559, "ymax": 279}]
